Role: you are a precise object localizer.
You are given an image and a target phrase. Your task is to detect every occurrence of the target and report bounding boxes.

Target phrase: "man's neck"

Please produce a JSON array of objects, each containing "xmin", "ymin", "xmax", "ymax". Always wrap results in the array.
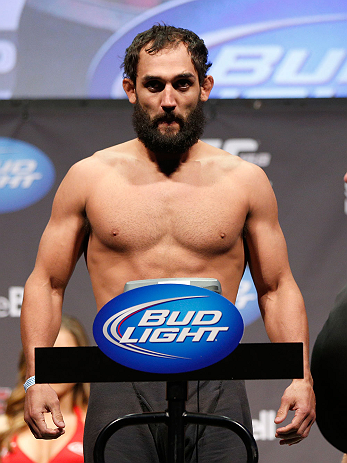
[
  {"xmin": 151, "ymin": 151, "xmax": 189, "ymax": 176},
  {"xmin": 137, "ymin": 138, "xmax": 200, "ymax": 176}
]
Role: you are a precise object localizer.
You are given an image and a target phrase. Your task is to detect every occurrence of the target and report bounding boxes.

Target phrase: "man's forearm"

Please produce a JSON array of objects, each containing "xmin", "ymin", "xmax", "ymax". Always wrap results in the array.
[
  {"xmin": 260, "ymin": 284, "xmax": 312, "ymax": 381},
  {"xmin": 21, "ymin": 277, "xmax": 63, "ymax": 378}
]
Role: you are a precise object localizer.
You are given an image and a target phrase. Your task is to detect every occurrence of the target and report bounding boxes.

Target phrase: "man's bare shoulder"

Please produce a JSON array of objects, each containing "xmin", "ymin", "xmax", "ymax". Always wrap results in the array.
[
  {"xmin": 93, "ymin": 140, "xmax": 140, "ymax": 163},
  {"xmin": 199, "ymin": 141, "xmax": 268, "ymax": 180},
  {"xmin": 61, "ymin": 140, "xmax": 141, "ymax": 190},
  {"xmin": 69, "ymin": 140, "xmax": 138, "ymax": 172}
]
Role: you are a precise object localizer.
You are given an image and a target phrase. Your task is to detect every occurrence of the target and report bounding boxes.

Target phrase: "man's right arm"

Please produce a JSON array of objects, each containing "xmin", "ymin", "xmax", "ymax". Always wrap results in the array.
[{"xmin": 21, "ymin": 160, "xmax": 89, "ymax": 439}]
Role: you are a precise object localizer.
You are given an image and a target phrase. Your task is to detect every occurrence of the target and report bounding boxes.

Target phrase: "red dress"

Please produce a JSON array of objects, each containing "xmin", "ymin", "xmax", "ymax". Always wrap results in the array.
[{"xmin": 1, "ymin": 407, "xmax": 84, "ymax": 463}]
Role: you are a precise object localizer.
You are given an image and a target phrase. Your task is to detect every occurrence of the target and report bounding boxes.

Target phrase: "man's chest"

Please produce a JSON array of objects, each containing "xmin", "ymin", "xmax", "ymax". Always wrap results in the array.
[{"xmin": 86, "ymin": 176, "xmax": 248, "ymax": 254}]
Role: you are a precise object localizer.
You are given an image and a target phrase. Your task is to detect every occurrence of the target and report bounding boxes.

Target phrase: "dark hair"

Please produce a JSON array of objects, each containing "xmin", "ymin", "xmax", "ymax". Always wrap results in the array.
[{"xmin": 122, "ymin": 24, "xmax": 212, "ymax": 85}]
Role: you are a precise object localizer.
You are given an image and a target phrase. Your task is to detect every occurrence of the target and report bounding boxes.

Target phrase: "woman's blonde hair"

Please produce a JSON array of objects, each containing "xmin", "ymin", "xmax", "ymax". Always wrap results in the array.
[{"xmin": 0, "ymin": 314, "xmax": 89, "ymax": 454}]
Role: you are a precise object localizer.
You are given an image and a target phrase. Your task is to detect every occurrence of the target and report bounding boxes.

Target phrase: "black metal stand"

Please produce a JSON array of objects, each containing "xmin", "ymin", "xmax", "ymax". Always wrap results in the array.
[
  {"xmin": 35, "ymin": 343, "xmax": 303, "ymax": 463},
  {"xmin": 93, "ymin": 380, "xmax": 258, "ymax": 463}
]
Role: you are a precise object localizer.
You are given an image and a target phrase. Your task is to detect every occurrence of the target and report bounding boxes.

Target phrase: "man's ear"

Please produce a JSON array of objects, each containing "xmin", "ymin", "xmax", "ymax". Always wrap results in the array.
[
  {"xmin": 123, "ymin": 78, "xmax": 137, "ymax": 104},
  {"xmin": 200, "ymin": 75, "xmax": 214, "ymax": 102}
]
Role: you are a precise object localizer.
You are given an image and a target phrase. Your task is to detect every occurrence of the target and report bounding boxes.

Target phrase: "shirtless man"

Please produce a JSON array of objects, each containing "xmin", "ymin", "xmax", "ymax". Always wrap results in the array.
[{"xmin": 21, "ymin": 25, "xmax": 316, "ymax": 462}]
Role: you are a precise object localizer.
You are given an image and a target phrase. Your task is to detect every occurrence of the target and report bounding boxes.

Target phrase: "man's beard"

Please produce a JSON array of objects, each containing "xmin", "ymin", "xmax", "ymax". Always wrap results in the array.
[{"xmin": 132, "ymin": 100, "xmax": 206, "ymax": 157}]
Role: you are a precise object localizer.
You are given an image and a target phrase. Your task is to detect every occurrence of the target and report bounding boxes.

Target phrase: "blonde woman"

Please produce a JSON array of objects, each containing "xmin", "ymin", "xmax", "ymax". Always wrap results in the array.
[{"xmin": 0, "ymin": 315, "xmax": 89, "ymax": 463}]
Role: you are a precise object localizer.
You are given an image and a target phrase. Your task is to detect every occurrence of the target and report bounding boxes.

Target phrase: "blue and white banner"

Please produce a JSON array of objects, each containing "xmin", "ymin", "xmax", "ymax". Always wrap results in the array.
[
  {"xmin": 88, "ymin": 0, "xmax": 347, "ymax": 99},
  {"xmin": 0, "ymin": 0, "xmax": 346, "ymax": 98}
]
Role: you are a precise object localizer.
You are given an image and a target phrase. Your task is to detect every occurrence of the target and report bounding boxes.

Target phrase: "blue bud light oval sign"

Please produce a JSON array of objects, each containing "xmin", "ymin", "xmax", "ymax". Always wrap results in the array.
[
  {"xmin": 0, "ymin": 137, "xmax": 55, "ymax": 213},
  {"xmin": 93, "ymin": 284, "xmax": 244, "ymax": 374}
]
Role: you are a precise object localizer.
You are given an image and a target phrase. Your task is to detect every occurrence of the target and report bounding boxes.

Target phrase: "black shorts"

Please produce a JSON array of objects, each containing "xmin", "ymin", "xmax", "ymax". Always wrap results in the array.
[{"xmin": 83, "ymin": 380, "xmax": 252, "ymax": 463}]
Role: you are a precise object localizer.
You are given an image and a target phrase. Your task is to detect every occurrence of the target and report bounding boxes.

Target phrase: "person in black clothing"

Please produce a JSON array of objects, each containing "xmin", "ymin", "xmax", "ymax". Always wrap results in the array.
[{"xmin": 311, "ymin": 173, "xmax": 347, "ymax": 462}]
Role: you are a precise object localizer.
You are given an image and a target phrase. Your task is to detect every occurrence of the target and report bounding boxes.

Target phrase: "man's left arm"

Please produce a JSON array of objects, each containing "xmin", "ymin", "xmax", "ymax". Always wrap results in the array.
[{"xmin": 244, "ymin": 164, "xmax": 316, "ymax": 446}]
